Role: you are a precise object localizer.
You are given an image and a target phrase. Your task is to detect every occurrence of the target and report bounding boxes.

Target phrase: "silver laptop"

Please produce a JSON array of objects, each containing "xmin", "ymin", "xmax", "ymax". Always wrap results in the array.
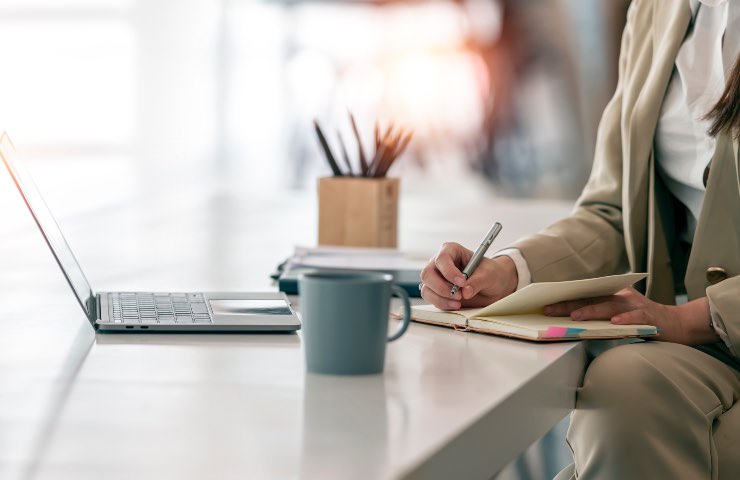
[{"xmin": 0, "ymin": 132, "xmax": 300, "ymax": 332}]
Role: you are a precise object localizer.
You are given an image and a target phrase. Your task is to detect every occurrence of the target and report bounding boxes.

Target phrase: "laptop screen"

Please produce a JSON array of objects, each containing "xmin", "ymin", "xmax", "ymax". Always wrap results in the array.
[{"xmin": 0, "ymin": 133, "xmax": 97, "ymax": 324}]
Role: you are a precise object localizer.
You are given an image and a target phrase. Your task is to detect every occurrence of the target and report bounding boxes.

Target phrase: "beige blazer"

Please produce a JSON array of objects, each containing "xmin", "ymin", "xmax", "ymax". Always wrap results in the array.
[{"xmin": 511, "ymin": 0, "xmax": 740, "ymax": 363}]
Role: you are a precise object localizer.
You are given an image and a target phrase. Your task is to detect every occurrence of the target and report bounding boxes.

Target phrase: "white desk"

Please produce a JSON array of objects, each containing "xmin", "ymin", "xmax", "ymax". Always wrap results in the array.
[{"xmin": 0, "ymin": 174, "xmax": 580, "ymax": 479}]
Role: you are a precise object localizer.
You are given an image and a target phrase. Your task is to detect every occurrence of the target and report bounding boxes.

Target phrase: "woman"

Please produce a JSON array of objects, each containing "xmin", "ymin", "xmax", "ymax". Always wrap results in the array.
[{"xmin": 420, "ymin": 1, "xmax": 739, "ymax": 478}]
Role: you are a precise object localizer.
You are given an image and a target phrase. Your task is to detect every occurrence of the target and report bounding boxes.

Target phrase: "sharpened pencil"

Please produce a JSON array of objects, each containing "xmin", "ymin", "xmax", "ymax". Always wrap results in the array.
[
  {"xmin": 337, "ymin": 131, "xmax": 354, "ymax": 176},
  {"xmin": 313, "ymin": 120, "xmax": 343, "ymax": 176},
  {"xmin": 349, "ymin": 112, "xmax": 369, "ymax": 176},
  {"xmin": 374, "ymin": 121, "xmax": 380, "ymax": 154}
]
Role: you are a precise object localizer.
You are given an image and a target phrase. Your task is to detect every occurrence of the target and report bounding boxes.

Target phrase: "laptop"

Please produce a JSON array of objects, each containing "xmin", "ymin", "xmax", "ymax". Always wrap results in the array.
[{"xmin": 0, "ymin": 132, "xmax": 300, "ymax": 332}]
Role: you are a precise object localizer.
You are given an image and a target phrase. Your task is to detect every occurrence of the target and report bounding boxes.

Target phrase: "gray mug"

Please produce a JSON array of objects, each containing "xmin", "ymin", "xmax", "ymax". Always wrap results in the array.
[{"xmin": 298, "ymin": 270, "xmax": 411, "ymax": 375}]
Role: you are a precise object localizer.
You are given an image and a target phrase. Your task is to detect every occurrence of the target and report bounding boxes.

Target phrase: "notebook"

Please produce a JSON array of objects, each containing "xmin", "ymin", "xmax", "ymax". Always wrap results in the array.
[
  {"xmin": 276, "ymin": 245, "xmax": 424, "ymax": 297},
  {"xmin": 403, "ymin": 273, "xmax": 658, "ymax": 341}
]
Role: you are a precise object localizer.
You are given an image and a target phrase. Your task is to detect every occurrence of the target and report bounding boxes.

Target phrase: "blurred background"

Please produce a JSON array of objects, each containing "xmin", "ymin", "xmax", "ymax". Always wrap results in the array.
[{"xmin": 0, "ymin": 0, "xmax": 629, "ymax": 202}]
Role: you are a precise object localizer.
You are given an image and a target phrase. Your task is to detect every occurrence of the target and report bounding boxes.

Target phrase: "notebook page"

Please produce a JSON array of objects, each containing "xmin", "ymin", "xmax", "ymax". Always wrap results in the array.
[{"xmin": 472, "ymin": 273, "xmax": 648, "ymax": 317}]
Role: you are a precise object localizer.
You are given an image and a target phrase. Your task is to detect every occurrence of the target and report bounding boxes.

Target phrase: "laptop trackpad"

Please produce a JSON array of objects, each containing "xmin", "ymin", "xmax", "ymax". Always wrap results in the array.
[{"xmin": 209, "ymin": 299, "xmax": 293, "ymax": 316}]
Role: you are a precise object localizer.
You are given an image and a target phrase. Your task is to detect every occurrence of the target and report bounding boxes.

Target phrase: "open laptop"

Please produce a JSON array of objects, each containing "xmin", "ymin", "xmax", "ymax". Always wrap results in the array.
[{"xmin": 0, "ymin": 132, "xmax": 300, "ymax": 332}]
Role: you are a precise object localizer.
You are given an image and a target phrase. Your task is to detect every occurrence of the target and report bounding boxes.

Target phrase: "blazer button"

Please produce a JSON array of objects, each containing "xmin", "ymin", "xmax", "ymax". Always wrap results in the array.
[{"xmin": 706, "ymin": 267, "xmax": 728, "ymax": 285}]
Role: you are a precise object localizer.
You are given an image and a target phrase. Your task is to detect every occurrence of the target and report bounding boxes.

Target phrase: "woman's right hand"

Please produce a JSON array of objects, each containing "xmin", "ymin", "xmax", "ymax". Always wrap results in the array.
[{"xmin": 420, "ymin": 242, "xmax": 519, "ymax": 310}]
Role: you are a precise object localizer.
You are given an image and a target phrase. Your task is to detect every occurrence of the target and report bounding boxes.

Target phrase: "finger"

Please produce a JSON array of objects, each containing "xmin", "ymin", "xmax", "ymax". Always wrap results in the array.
[
  {"xmin": 571, "ymin": 301, "xmax": 634, "ymax": 321},
  {"xmin": 420, "ymin": 283, "xmax": 461, "ymax": 311},
  {"xmin": 420, "ymin": 263, "xmax": 461, "ymax": 300},
  {"xmin": 615, "ymin": 286, "xmax": 640, "ymax": 298},
  {"xmin": 462, "ymin": 258, "xmax": 496, "ymax": 299},
  {"xmin": 611, "ymin": 309, "xmax": 651, "ymax": 325},
  {"xmin": 544, "ymin": 295, "xmax": 621, "ymax": 316},
  {"xmin": 434, "ymin": 243, "xmax": 469, "ymax": 286}
]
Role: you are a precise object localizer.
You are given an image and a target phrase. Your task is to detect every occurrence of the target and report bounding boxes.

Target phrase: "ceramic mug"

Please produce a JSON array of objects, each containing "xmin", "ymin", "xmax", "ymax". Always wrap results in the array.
[{"xmin": 298, "ymin": 271, "xmax": 411, "ymax": 375}]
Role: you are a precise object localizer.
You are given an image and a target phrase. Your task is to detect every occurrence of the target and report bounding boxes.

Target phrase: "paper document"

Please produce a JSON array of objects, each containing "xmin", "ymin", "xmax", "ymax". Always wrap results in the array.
[{"xmin": 289, "ymin": 245, "xmax": 427, "ymax": 271}]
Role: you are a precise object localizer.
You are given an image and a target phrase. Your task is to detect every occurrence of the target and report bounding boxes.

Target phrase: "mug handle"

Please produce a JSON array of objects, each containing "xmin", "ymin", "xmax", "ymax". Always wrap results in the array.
[{"xmin": 388, "ymin": 285, "xmax": 411, "ymax": 342}]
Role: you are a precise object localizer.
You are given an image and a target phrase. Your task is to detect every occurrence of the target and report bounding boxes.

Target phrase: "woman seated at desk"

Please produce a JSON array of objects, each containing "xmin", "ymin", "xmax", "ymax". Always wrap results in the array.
[{"xmin": 421, "ymin": 1, "xmax": 739, "ymax": 478}]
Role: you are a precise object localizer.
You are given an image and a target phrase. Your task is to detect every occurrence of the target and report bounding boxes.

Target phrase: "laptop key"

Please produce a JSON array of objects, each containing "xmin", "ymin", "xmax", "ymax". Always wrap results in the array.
[
  {"xmin": 176, "ymin": 316, "xmax": 193, "ymax": 324},
  {"xmin": 191, "ymin": 304, "xmax": 209, "ymax": 314}
]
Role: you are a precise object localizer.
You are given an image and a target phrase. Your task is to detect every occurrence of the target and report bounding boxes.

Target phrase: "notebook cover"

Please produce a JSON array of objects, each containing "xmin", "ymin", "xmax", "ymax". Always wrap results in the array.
[
  {"xmin": 396, "ymin": 314, "xmax": 657, "ymax": 342},
  {"xmin": 278, "ymin": 265, "xmax": 422, "ymax": 298}
]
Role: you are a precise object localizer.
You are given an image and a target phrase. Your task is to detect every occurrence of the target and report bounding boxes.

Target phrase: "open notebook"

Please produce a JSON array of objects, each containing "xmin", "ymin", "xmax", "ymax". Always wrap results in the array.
[{"xmin": 404, "ymin": 273, "xmax": 659, "ymax": 341}]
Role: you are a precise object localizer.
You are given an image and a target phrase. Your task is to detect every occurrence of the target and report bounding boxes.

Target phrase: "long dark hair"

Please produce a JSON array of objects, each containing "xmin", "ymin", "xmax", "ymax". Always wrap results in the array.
[{"xmin": 706, "ymin": 54, "xmax": 740, "ymax": 138}]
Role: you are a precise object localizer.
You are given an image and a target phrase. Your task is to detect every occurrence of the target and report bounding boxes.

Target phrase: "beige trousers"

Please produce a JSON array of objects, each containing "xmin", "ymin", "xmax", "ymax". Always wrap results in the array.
[{"xmin": 556, "ymin": 342, "xmax": 740, "ymax": 480}]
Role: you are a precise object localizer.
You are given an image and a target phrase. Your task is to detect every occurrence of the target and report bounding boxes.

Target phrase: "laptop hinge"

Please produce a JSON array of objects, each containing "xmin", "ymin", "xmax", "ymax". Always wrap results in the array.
[{"xmin": 88, "ymin": 293, "xmax": 100, "ymax": 329}]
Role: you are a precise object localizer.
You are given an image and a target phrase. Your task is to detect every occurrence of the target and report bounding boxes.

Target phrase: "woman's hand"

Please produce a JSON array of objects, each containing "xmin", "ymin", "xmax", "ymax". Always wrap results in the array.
[
  {"xmin": 420, "ymin": 242, "xmax": 518, "ymax": 310},
  {"xmin": 544, "ymin": 287, "xmax": 719, "ymax": 345}
]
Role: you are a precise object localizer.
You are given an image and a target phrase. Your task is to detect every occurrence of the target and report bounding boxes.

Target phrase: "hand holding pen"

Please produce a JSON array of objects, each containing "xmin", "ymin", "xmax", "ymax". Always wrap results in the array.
[
  {"xmin": 450, "ymin": 222, "xmax": 502, "ymax": 296},
  {"xmin": 420, "ymin": 222, "xmax": 519, "ymax": 311}
]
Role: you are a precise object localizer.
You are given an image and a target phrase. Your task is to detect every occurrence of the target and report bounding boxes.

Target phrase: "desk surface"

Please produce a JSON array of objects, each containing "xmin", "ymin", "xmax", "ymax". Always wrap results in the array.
[{"xmin": 0, "ymin": 173, "xmax": 581, "ymax": 480}]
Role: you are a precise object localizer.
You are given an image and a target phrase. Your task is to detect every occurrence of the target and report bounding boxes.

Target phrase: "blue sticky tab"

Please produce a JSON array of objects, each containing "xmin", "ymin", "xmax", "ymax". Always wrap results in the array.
[
  {"xmin": 636, "ymin": 327, "xmax": 658, "ymax": 336},
  {"xmin": 564, "ymin": 327, "xmax": 586, "ymax": 337}
]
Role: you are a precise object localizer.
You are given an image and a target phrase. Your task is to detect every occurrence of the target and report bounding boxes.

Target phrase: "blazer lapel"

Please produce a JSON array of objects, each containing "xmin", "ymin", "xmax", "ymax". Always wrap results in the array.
[
  {"xmin": 623, "ymin": 0, "xmax": 692, "ymax": 272},
  {"xmin": 685, "ymin": 135, "xmax": 740, "ymax": 299}
]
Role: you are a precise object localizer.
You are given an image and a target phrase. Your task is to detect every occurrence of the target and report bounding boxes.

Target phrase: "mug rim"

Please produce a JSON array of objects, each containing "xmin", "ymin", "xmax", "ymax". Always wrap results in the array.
[{"xmin": 298, "ymin": 269, "xmax": 394, "ymax": 284}]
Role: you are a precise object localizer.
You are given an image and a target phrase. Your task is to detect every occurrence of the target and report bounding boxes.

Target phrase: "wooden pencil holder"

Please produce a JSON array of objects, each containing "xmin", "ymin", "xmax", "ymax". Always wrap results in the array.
[{"xmin": 317, "ymin": 176, "xmax": 399, "ymax": 248}]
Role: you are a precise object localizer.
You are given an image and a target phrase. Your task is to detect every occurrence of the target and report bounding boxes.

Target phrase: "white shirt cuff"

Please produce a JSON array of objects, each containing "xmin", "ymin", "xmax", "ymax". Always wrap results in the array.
[{"xmin": 492, "ymin": 248, "xmax": 532, "ymax": 292}]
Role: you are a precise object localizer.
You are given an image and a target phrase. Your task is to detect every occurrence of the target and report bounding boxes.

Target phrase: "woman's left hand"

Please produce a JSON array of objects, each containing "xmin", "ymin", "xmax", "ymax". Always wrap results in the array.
[{"xmin": 543, "ymin": 287, "xmax": 716, "ymax": 345}]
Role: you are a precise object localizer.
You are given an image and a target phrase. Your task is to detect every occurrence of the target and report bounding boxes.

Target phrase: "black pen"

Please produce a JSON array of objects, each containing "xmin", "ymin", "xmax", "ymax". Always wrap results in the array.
[{"xmin": 313, "ymin": 120, "xmax": 342, "ymax": 176}]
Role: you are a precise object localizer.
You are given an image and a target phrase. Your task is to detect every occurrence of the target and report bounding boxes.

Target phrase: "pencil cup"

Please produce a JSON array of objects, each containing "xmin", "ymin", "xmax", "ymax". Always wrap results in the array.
[{"xmin": 317, "ymin": 176, "xmax": 399, "ymax": 248}]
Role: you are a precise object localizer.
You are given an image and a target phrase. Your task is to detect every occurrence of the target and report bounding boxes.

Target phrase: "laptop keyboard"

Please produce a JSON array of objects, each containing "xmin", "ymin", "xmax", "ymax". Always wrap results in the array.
[{"xmin": 109, "ymin": 292, "xmax": 212, "ymax": 324}]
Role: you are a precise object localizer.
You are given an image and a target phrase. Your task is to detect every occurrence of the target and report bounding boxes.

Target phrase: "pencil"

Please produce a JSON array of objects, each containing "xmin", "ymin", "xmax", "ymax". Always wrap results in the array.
[
  {"xmin": 376, "ymin": 128, "xmax": 405, "ymax": 177},
  {"xmin": 372, "ymin": 135, "xmax": 398, "ymax": 177},
  {"xmin": 349, "ymin": 112, "xmax": 369, "ymax": 176},
  {"xmin": 392, "ymin": 130, "xmax": 413, "ymax": 161},
  {"xmin": 313, "ymin": 120, "xmax": 343, "ymax": 176},
  {"xmin": 337, "ymin": 131, "xmax": 354, "ymax": 176},
  {"xmin": 374, "ymin": 121, "xmax": 380, "ymax": 154}
]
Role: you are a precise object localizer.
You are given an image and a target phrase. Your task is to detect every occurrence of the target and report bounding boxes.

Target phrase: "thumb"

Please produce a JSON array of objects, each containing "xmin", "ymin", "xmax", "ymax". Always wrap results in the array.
[
  {"xmin": 461, "ymin": 272, "xmax": 485, "ymax": 300},
  {"xmin": 459, "ymin": 257, "xmax": 513, "ymax": 301}
]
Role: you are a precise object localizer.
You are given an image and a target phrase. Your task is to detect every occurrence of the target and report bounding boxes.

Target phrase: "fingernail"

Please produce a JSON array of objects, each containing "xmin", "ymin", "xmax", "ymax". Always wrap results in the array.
[
  {"xmin": 571, "ymin": 311, "xmax": 581, "ymax": 320},
  {"xmin": 454, "ymin": 276, "xmax": 466, "ymax": 286},
  {"xmin": 611, "ymin": 316, "xmax": 622, "ymax": 324},
  {"xmin": 449, "ymin": 300, "xmax": 460, "ymax": 310}
]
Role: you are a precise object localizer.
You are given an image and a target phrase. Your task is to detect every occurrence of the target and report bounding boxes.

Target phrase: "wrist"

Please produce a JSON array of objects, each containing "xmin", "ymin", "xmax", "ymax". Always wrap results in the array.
[
  {"xmin": 492, "ymin": 255, "xmax": 518, "ymax": 296},
  {"xmin": 671, "ymin": 298, "xmax": 718, "ymax": 345}
]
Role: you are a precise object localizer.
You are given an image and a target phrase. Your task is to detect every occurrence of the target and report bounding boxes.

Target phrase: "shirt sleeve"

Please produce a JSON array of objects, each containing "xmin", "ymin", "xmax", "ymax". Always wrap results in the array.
[{"xmin": 492, "ymin": 248, "xmax": 532, "ymax": 292}]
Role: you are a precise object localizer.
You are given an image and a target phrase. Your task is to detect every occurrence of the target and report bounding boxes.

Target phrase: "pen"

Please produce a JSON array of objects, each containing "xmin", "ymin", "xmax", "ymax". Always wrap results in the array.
[{"xmin": 450, "ymin": 222, "xmax": 503, "ymax": 296}]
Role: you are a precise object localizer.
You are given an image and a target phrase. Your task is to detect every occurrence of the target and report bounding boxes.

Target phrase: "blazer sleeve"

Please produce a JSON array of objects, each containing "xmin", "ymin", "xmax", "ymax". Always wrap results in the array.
[
  {"xmin": 707, "ymin": 276, "xmax": 740, "ymax": 358},
  {"xmin": 510, "ymin": 4, "xmax": 636, "ymax": 282}
]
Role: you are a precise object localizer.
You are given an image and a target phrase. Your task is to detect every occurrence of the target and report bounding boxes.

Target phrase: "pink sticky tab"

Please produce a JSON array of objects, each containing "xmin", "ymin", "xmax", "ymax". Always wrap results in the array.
[{"xmin": 545, "ymin": 326, "xmax": 569, "ymax": 338}]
